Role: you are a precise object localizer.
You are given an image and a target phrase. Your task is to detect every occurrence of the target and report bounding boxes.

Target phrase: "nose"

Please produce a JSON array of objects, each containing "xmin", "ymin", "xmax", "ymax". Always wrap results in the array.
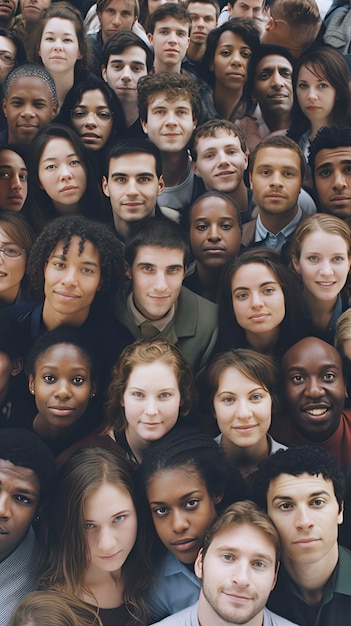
[
  {"xmin": 165, "ymin": 110, "xmax": 178, "ymax": 127},
  {"xmin": 246, "ymin": 8, "xmax": 254, "ymax": 17},
  {"xmin": 97, "ymin": 526, "xmax": 117, "ymax": 553},
  {"xmin": 234, "ymin": 397, "xmax": 253, "ymax": 420},
  {"xmin": 20, "ymin": 104, "xmax": 35, "ymax": 118},
  {"xmin": 121, "ymin": 65, "xmax": 132, "ymax": 81},
  {"xmin": 307, "ymin": 87, "xmax": 317, "ymax": 101},
  {"xmin": 319, "ymin": 259, "xmax": 334, "ymax": 277},
  {"xmin": 11, "ymin": 174, "xmax": 22, "ymax": 190},
  {"xmin": 171, "ymin": 509, "xmax": 190, "ymax": 534},
  {"xmin": 250, "ymin": 290, "xmax": 264, "ymax": 308},
  {"xmin": 59, "ymin": 163, "xmax": 73, "ymax": 180},
  {"xmin": 269, "ymin": 170, "xmax": 283, "ymax": 187},
  {"xmin": 61, "ymin": 265, "xmax": 78, "ymax": 286},
  {"xmin": 54, "ymin": 378, "xmax": 72, "ymax": 399},
  {"xmin": 232, "ymin": 561, "xmax": 250, "ymax": 586},
  {"xmin": 53, "ymin": 39, "xmax": 63, "ymax": 51},
  {"xmin": 126, "ymin": 178, "xmax": 139, "ymax": 196},
  {"xmin": 333, "ymin": 170, "xmax": 347, "ymax": 190},
  {"xmin": 112, "ymin": 12, "xmax": 122, "ymax": 26},
  {"xmin": 230, "ymin": 50, "xmax": 242, "ymax": 66},
  {"xmin": 271, "ymin": 68, "xmax": 284, "ymax": 88},
  {"xmin": 218, "ymin": 149, "xmax": 230, "ymax": 166},
  {"xmin": 294, "ymin": 505, "xmax": 315, "ymax": 531},
  {"xmin": 144, "ymin": 396, "xmax": 158, "ymax": 417},
  {"xmin": 84, "ymin": 111, "xmax": 97, "ymax": 127},
  {"xmin": 0, "ymin": 491, "xmax": 10, "ymax": 519},
  {"xmin": 304, "ymin": 375, "xmax": 325, "ymax": 398},
  {"xmin": 208, "ymin": 223, "xmax": 221, "ymax": 241},
  {"xmin": 154, "ymin": 270, "xmax": 168, "ymax": 291},
  {"xmin": 167, "ymin": 30, "xmax": 178, "ymax": 44}
]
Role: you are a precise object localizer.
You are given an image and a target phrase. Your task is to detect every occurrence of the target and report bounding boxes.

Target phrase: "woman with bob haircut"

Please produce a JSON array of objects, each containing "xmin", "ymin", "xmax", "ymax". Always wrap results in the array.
[
  {"xmin": 10, "ymin": 591, "xmax": 102, "ymax": 626},
  {"xmin": 28, "ymin": 124, "xmax": 108, "ymax": 233},
  {"xmin": 291, "ymin": 213, "xmax": 351, "ymax": 344},
  {"xmin": 217, "ymin": 247, "xmax": 301, "ymax": 358},
  {"xmin": 38, "ymin": 447, "xmax": 151, "ymax": 626}
]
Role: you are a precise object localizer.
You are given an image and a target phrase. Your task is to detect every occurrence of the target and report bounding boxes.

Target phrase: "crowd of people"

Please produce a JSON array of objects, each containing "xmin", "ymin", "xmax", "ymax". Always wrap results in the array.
[{"xmin": 1, "ymin": 0, "xmax": 351, "ymax": 624}]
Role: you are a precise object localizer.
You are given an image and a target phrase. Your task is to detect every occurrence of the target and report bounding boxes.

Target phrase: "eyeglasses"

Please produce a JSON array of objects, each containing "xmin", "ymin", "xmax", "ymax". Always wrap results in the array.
[
  {"xmin": 0, "ymin": 244, "xmax": 25, "ymax": 258},
  {"xmin": 0, "ymin": 51, "xmax": 16, "ymax": 66},
  {"xmin": 70, "ymin": 108, "xmax": 113, "ymax": 123}
]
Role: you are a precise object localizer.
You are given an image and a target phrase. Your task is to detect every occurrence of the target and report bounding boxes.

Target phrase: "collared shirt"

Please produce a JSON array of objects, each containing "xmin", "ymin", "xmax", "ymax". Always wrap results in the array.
[
  {"xmin": 255, "ymin": 206, "xmax": 303, "ymax": 252},
  {"xmin": 127, "ymin": 292, "xmax": 175, "ymax": 334}
]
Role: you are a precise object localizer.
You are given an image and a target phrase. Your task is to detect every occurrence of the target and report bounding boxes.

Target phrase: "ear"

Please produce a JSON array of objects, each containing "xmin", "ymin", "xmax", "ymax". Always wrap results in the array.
[
  {"xmin": 51, "ymin": 101, "xmax": 58, "ymax": 120},
  {"xmin": 90, "ymin": 381, "xmax": 97, "ymax": 398},
  {"xmin": 265, "ymin": 15, "xmax": 275, "ymax": 32},
  {"xmin": 148, "ymin": 32, "xmax": 153, "ymax": 46},
  {"xmin": 28, "ymin": 373, "xmax": 35, "ymax": 395},
  {"xmin": 10, "ymin": 357, "xmax": 23, "ymax": 377},
  {"xmin": 102, "ymin": 175, "xmax": 110, "ymax": 198},
  {"xmin": 249, "ymin": 171, "xmax": 253, "ymax": 190},
  {"xmin": 101, "ymin": 65, "xmax": 107, "ymax": 82},
  {"xmin": 271, "ymin": 561, "xmax": 280, "ymax": 591},
  {"xmin": 158, "ymin": 174, "xmax": 165, "ymax": 195},
  {"xmin": 291, "ymin": 255, "xmax": 301, "ymax": 275},
  {"xmin": 338, "ymin": 501, "xmax": 344, "ymax": 525},
  {"xmin": 194, "ymin": 547, "xmax": 204, "ymax": 579},
  {"xmin": 193, "ymin": 118, "xmax": 197, "ymax": 130},
  {"xmin": 191, "ymin": 160, "xmax": 200, "ymax": 177},
  {"xmin": 141, "ymin": 119, "xmax": 148, "ymax": 135},
  {"xmin": 2, "ymin": 98, "xmax": 6, "ymax": 118},
  {"xmin": 214, "ymin": 490, "xmax": 224, "ymax": 506},
  {"xmin": 125, "ymin": 262, "xmax": 132, "ymax": 280}
]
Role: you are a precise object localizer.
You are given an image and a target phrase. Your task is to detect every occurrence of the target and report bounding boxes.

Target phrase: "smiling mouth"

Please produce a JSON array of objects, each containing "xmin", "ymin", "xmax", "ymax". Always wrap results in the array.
[{"xmin": 303, "ymin": 406, "xmax": 330, "ymax": 418}]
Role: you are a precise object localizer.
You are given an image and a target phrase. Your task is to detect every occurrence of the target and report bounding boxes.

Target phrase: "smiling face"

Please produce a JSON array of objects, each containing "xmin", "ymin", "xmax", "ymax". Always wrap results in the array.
[
  {"xmin": 253, "ymin": 54, "xmax": 293, "ymax": 118},
  {"xmin": 122, "ymin": 361, "xmax": 181, "ymax": 449},
  {"xmin": 195, "ymin": 523, "xmax": 277, "ymax": 625},
  {"xmin": 192, "ymin": 130, "xmax": 248, "ymax": 193},
  {"xmin": 42, "ymin": 236, "xmax": 102, "ymax": 327},
  {"xmin": 0, "ymin": 149, "xmax": 28, "ymax": 212},
  {"xmin": 282, "ymin": 337, "xmax": 346, "ymax": 441},
  {"xmin": 212, "ymin": 31, "xmax": 251, "ymax": 92},
  {"xmin": 190, "ymin": 195, "xmax": 241, "ymax": 268},
  {"xmin": 292, "ymin": 230, "xmax": 350, "ymax": 306},
  {"xmin": 146, "ymin": 466, "xmax": 220, "ymax": 564},
  {"xmin": 84, "ymin": 482, "xmax": 138, "ymax": 573},
  {"xmin": 314, "ymin": 147, "xmax": 351, "ymax": 218},
  {"xmin": 0, "ymin": 458, "xmax": 40, "ymax": 562},
  {"xmin": 231, "ymin": 263, "xmax": 285, "ymax": 341},
  {"xmin": 148, "ymin": 17, "xmax": 190, "ymax": 72},
  {"xmin": 214, "ymin": 367, "xmax": 272, "ymax": 452},
  {"xmin": 71, "ymin": 90, "xmax": 113, "ymax": 151},
  {"xmin": 3, "ymin": 76, "xmax": 57, "ymax": 144},
  {"xmin": 29, "ymin": 343, "xmax": 93, "ymax": 431},
  {"xmin": 98, "ymin": 0, "xmax": 136, "ymax": 43},
  {"xmin": 267, "ymin": 472, "xmax": 342, "ymax": 570},
  {"xmin": 142, "ymin": 95, "xmax": 196, "ymax": 153},
  {"xmin": 102, "ymin": 47, "xmax": 148, "ymax": 103},
  {"xmin": 296, "ymin": 65, "xmax": 336, "ymax": 128},
  {"xmin": 39, "ymin": 17, "xmax": 81, "ymax": 76},
  {"xmin": 0, "ymin": 224, "xmax": 26, "ymax": 304},
  {"xmin": 38, "ymin": 137, "xmax": 87, "ymax": 213}
]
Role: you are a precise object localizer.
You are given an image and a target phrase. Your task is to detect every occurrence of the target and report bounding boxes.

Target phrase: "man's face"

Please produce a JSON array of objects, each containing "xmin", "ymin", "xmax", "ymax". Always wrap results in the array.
[
  {"xmin": 229, "ymin": 0, "xmax": 263, "ymax": 19},
  {"xmin": 188, "ymin": 2, "xmax": 217, "ymax": 46},
  {"xmin": 98, "ymin": 0, "xmax": 136, "ymax": 43},
  {"xmin": 148, "ymin": 17, "xmax": 190, "ymax": 70},
  {"xmin": 102, "ymin": 153, "xmax": 164, "ymax": 229},
  {"xmin": 253, "ymin": 54, "xmax": 293, "ymax": 117},
  {"xmin": 192, "ymin": 130, "xmax": 247, "ymax": 193},
  {"xmin": 0, "ymin": 458, "xmax": 40, "ymax": 562},
  {"xmin": 21, "ymin": 0, "xmax": 51, "ymax": 23},
  {"xmin": 102, "ymin": 47, "xmax": 147, "ymax": 102},
  {"xmin": 282, "ymin": 337, "xmax": 346, "ymax": 441},
  {"xmin": 0, "ymin": 0, "xmax": 18, "ymax": 26},
  {"xmin": 128, "ymin": 245, "xmax": 185, "ymax": 320},
  {"xmin": 195, "ymin": 524, "xmax": 277, "ymax": 624},
  {"xmin": 250, "ymin": 146, "xmax": 301, "ymax": 218},
  {"xmin": 142, "ymin": 95, "xmax": 196, "ymax": 153},
  {"xmin": 314, "ymin": 147, "xmax": 351, "ymax": 218},
  {"xmin": 267, "ymin": 472, "xmax": 342, "ymax": 568}
]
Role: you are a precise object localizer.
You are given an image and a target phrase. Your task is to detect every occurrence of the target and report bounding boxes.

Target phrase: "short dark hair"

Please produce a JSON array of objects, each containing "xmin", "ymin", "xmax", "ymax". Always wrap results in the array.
[
  {"xmin": 189, "ymin": 119, "xmax": 247, "ymax": 161},
  {"xmin": 101, "ymin": 30, "xmax": 153, "ymax": 72},
  {"xmin": 189, "ymin": 190, "xmax": 241, "ymax": 228},
  {"xmin": 253, "ymin": 444, "xmax": 345, "ymax": 513},
  {"xmin": 105, "ymin": 138, "xmax": 163, "ymax": 179},
  {"xmin": 28, "ymin": 215, "xmax": 124, "ymax": 298},
  {"xmin": 148, "ymin": 3, "xmax": 191, "ymax": 34},
  {"xmin": 125, "ymin": 217, "xmax": 190, "ymax": 267},
  {"xmin": 0, "ymin": 428, "xmax": 55, "ymax": 503},
  {"xmin": 184, "ymin": 0, "xmax": 220, "ymax": 20},
  {"xmin": 204, "ymin": 18, "xmax": 261, "ymax": 68},
  {"xmin": 249, "ymin": 135, "xmax": 305, "ymax": 179},
  {"xmin": 247, "ymin": 43, "xmax": 295, "ymax": 97},
  {"xmin": 308, "ymin": 126, "xmax": 351, "ymax": 181},
  {"xmin": 138, "ymin": 72, "xmax": 200, "ymax": 123}
]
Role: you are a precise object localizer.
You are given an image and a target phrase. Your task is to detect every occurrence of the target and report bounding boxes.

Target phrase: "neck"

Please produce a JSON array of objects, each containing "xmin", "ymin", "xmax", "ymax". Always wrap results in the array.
[
  {"xmin": 259, "ymin": 205, "xmax": 298, "ymax": 234},
  {"xmin": 121, "ymin": 100, "xmax": 139, "ymax": 127},
  {"xmin": 196, "ymin": 263, "xmax": 223, "ymax": 302},
  {"xmin": 261, "ymin": 107, "xmax": 291, "ymax": 132},
  {"xmin": 33, "ymin": 413, "xmax": 67, "ymax": 442},
  {"xmin": 303, "ymin": 289, "xmax": 337, "ymax": 329},
  {"xmin": 213, "ymin": 83, "xmax": 243, "ymax": 120},
  {"xmin": 125, "ymin": 426, "xmax": 147, "ymax": 463},
  {"xmin": 154, "ymin": 58, "xmax": 182, "ymax": 74},
  {"xmin": 221, "ymin": 434, "xmax": 270, "ymax": 477},
  {"xmin": 283, "ymin": 543, "xmax": 339, "ymax": 605},
  {"xmin": 42, "ymin": 298, "xmax": 90, "ymax": 330},
  {"xmin": 229, "ymin": 181, "xmax": 248, "ymax": 213},
  {"xmin": 161, "ymin": 150, "xmax": 189, "ymax": 187},
  {"xmin": 245, "ymin": 327, "xmax": 280, "ymax": 354},
  {"xmin": 186, "ymin": 41, "xmax": 206, "ymax": 63},
  {"xmin": 51, "ymin": 71, "xmax": 75, "ymax": 109}
]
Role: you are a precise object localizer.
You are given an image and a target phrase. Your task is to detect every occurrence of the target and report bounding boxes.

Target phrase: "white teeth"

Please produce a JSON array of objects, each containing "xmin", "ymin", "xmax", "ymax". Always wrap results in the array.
[{"xmin": 306, "ymin": 408, "xmax": 328, "ymax": 416}]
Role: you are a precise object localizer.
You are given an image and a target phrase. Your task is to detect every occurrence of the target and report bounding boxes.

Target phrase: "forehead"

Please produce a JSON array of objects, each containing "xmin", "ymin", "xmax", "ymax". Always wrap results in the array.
[
  {"xmin": 36, "ymin": 343, "xmax": 90, "ymax": 367},
  {"xmin": 42, "ymin": 17, "xmax": 78, "ymax": 35},
  {"xmin": 207, "ymin": 523, "xmax": 276, "ymax": 558},
  {"xmin": 7, "ymin": 75, "xmax": 53, "ymax": 101},
  {"xmin": 133, "ymin": 245, "xmax": 184, "ymax": 265},
  {"xmin": 196, "ymin": 130, "xmax": 243, "ymax": 153},
  {"xmin": 108, "ymin": 46, "xmax": 147, "ymax": 64},
  {"xmin": 40, "ymin": 137, "xmax": 78, "ymax": 158},
  {"xmin": 232, "ymin": 262, "xmax": 278, "ymax": 285},
  {"xmin": 0, "ymin": 36, "xmax": 16, "ymax": 54},
  {"xmin": 153, "ymin": 16, "xmax": 190, "ymax": 31},
  {"xmin": 252, "ymin": 146, "xmax": 301, "ymax": 170},
  {"xmin": 187, "ymin": 1, "xmax": 217, "ymax": 15},
  {"xmin": 148, "ymin": 94, "xmax": 192, "ymax": 111},
  {"xmin": 108, "ymin": 152, "xmax": 158, "ymax": 175},
  {"xmin": 77, "ymin": 89, "xmax": 109, "ymax": 106},
  {"xmin": 49, "ymin": 236, "xmax": 100, "ymax": 259},
  {"xmin": 283, "ymin": 339, "xmax": 342, "ymax": 372},
  {"xmin": 267, "ymin": 472, "xmax": 337, "ymax": 503},
  {"xmin": 0, "ymin": 458, "xmax": 39, "ymax": 491},
  {"xmin": 255, "ymin": 54, "xmax": 292, "ymax": 74},
  {"xmin": 216, "ymin": 30, "xmax": 249, "ymax": 49},
  {"xmin": 191, "ymin": 195, "xmax": 239, "ymax": 221},
  {"xmin": 0, "ymin": 149, "xmax": 26, "ymax": 168},
  {"xmin": 315, "ymin": 147, "xmax": 351, "ymax": 171},
  {"xmin": 104, "ymin": 0, "xmax": 135, "ymax": 9}
]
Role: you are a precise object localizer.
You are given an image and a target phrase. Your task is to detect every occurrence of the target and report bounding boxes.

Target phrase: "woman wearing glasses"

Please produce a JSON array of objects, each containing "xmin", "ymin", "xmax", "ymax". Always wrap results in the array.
[
  {"xmin": 28, "ymin": 124, "xmax": 109, "ymax": 233},
  {"xmin": 0, "ymin": 210, "xmax": 34, "ymax": 305}
]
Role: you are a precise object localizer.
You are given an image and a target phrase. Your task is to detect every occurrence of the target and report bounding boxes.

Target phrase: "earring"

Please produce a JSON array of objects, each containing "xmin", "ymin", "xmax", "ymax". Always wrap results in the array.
[
  {"xmin": 91, "ymin": 392, "xmax": 96, "ymax": 398},
  {"xmin": 30, "ymin": 389, "xmax": 35, "ymax": 395}
]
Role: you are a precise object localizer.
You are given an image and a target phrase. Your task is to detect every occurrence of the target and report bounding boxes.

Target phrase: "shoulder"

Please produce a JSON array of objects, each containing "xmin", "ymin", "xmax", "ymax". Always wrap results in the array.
[
  {"xmin": 263, "ymin": 607, "xmax": 300, "ymax": 626},
  {"xmin": 149, "ymin": 602, "xmax": 199, "ymax": 626}
]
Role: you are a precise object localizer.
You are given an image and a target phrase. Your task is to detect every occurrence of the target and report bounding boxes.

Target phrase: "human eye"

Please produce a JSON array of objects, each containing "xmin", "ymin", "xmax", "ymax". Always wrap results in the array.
[
  {"xmin": 253, "ymin": 560, "xmax": 266, "ymax": 569},
  {"xmin": 15, "ymin": 494, "xmax": 32, "ymax": 504},
  {"xmin": 220, "ymin": 49, "xmax": 231, "ymax": 56},
  {"xmin": 332, "ymin": 255, "xmax": 346, "ymax": 262},
  {"xmin": 114, "ymin": 514, "xmax": 126, "ymax": 522},
  {"xmin": 43, "ymin": 374, "xmax": 56, "ymax": 383},
  {"xmin": 203, "ymin": 151, "xmax": 214, "ymax": 159},
  {"xmin": 132, "ymin": 64, "xmax": 144, "ymax": 72},
  {"xmin": 291, "ymin": 374, "xmax": 305, "ymax": 384},
  {"xmin": 307, "ymin": 255, "xmax": 320, "ymax": 263},
  {"xmin": 221, "ymin": 223, "xmax": 233, "ymax": 230},
  {"xmin": 81, "ymin": 267, "xmax": 94, "ymax": 274},
  {"xmin": 281, "ymin": 69, "xmax": 292, "ymax": 78},
  {"xmin": 19, "ymin": 173, "xmax": 28, "ymax": 181},
  {"xmin": 251, "ymin": 393, "xmax": 264, "ymax": 402},
  {"xmin": 45, "ymin": 163, "xmax": 57, "ymax": 170},
  {"xmin": 69, "ymin": 159, "xmax": 81, "ymax": 166},
  {"xmin": 71, "ymin": 109, "xmax": 86, "ymax": 119},
  {"xmin": 257, "ymin": 71, "xmax": 269, "ymax": 80},
  {"xmin": 297, "ymin": 82, "xmax": 308, "ymax": 89},
  {"xmin": 111, "ymin": 62, "xmax": 123, "ymax": 71},
  {"xmin": 195, "ymin": 223, "xmax": 208, "ymax": 231},
  {"xmin": 122, "ymin": 10, "xmax": 132, "ymax": 16},
  {"xmin": 168, "ymin": 265, "xmax": 182, "ymax": 273},
  {"xmin": 284, "ymin": 170, "xmax": 295, "ymax": 177},
  {"xmin": 138, "ymin": 176, "xmax": 152, "ymax": 183},
  {"xmin": 106, "ymin": 7, "xmax": 115, "ymax": 13},
  {"xmin": 0, "ymin": 171, "xmax": 10, "ymax": 178},
  {"xmin": 84, "ymin": 522, "xmax": 96, "ymax": 529},
  {"xmin": 322, "ymin": 372, "xmax": 336, "ymax": 382},
  {"xmin": 278, "ymin": 502, "xmax": 293, "ymax": 511},
  {"xmin": 153, "ymin": 506, "xmax": 169, "ymax": 516},
  {"xmin": 159, "ymin": 392, "xmax": 171, "ymax": 399},
  {"xmin": 262, "ymin": 287, "xmax": 274, "ymax": 294},
  {"xmin": 311, "ymin": 498, "xmax": 325, "ymax": 507},
  {"xmin": 235, "ymin": 292, "xmax": 248, "ymax": 300},
  {"xmin": 10, "ymin": 98, "xmax": 23, "ymax": 107},
  {"xmin": 177, "ymin": 30, "xmax": 187, "ymax": 37},
  {"xmin": 241, "ymin": 49, "xmax": 251, "ymax": 59},
  {"xmin": 63, "ymin": 37, "xmax": 73, "ymax": 43},
  {"xmin": 3, "ymin": 246, "xmax": 21, "ymax": 257},
  {"xmin": 185, "ymin": 498, "xmax": 199, "ymax": 510},
  {"xmin": 260, "ymin": 169, "xmax": 271, "ymax": 176},
  {"xmin": 222, "ymin": 553, "xmax": 234, "ymax": 562},
  {"xmin": 318, "ymin": 168, "xmax": 331, "ymax": 178},
  {"xmin": 222, "ymin": 395, "xmax": 235, "ymax": 404},
  {"xmin": 96, "ymin": 110, "xmax": 112, "ymax": 121},
  {"xmin": 45, "ymin": 35, "xmax": 54, "ymax": 41},
  {"xmin": 318, "ymin": 82, "xmax": 330, "ymax": 89},
  {"xmin": 141, "ymin": 264, "xmax": 154, "ymax": 272},
  {"xmin": 72, "ymin": 376, "xmax": 85, "ymax": 385},
  {"xmin": 132, "ymin": 390, "xmax": 144, "ymax": 398},
  {"xmin": 159, "ymin": 28, "xmax": 169, "ymax": 35}
]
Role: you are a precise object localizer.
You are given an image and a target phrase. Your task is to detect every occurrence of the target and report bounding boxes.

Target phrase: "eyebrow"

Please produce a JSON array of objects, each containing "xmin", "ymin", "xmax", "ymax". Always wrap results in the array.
[
  {"xmin": 1, "ymin": 482, "xmax": 39, "ymax": 498},
  {"xmin": 111, "ymin": 171, "xmax": 155, "ymax": 178},
  {"xmin": 316, "ymin": 160, "xmax": 351, "ymax": 172},
  {"xmin": 272, "ymin": 490, "xmax": 331, "ymax": 503},
  {"xmin": 44, "ymin": 31, "xmax": 74, "ymax": 36},
  {"xmin": 150, "ymin": 490, "xmax": 201, "ymax": 505},
  {"xmin": 85, "ymin": 509, "xmax": 130, "ymax": 522},
  {"xmin": 215, "ymin": 546, "xmax": 274, "ymax": 563},
  {"xmin": 0, "ymin": 165, "xmax": 27, "ymax": 171},
  {"xmin": 285, "ymin": 363, "xmax": 339, "ymax": 373},
  {"xmin": 233, "ymin": 280, "xmax": 278, "ymax": 292},
  {"xmin": 41, "ymin": 153, "xmax": 78, "ymax": 164},
  {"xmin": 51, "ymin": 253, "xmax": 99, "ymax": 268}
]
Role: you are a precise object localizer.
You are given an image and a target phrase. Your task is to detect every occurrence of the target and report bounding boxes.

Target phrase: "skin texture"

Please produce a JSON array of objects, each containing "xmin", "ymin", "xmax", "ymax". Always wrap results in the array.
[
  {"xmin": 3, "ymin": 76, "xmax": 57, "ymax": 144},
  {"xmin": 282, "ymin": 337, "xmax": 346, "ymax": 441},
  {"xmin": 0, "ymin": 458, "xmax": 40, "ymax": 562},
  {"xmin": 84, "ymin": 482, "xmax": 138, "ymax": 572},
  {"xmin": 190, "ymin": 195, "xmax": 241, "ymax": 268},
  {"xmin": 21, "ymin": 0, "xmax": 51, "ymax": 23},
  {"xmin": 142, "ymin": 95, "xmax": 196, "ymax": 153},
  {"xmin": 39, "ymin": 17, "xmax": 81, "ymax": 76},
  {"xmin": 102, "ymin": 47, "xmax": 148, "ymax": 103},
  {"xmin": 0, "ymin": 35, "xmax": 17, "ymax": 83},
  {"xmin": 29, "ymin": 343, "xmax": 93, "ymax": 432},
  {"xmin": 296, "ymin": 66, "xmax": 336, "ymax": 131},
  {"xmin": 211, "ymin": 31, "xmax": 251, "ymax": 92},
  {"xmin": 42, "ymin": 236, "xmax": 102, "ymax": 328},
  {"xmin": 146, "ymin": 466, "xmax": 221, "ymax": 564},
  {"xmin": 229, "ymin": 0, "xmax": 263, "ymax": 19},
  {"xmin": 0, "ymin": 150, "xmax": 28, "ymax": 212},
  {"xmin": 0, "ymin": 224, "xmax": 26, "ymax": 303},
  {"xmin": 187, "ymin": 2, "xmax": 217, "ymax": 46},
  {"xmin": 38, "ymin": 137, "xmax": 87, "ymax": 214},
  {"xmin": 195, "ymin": 524, "xmax": 277, "ymax": 625},
  {"xmin": 0, "ymin": 0, "xmax": 18, "ymax": 28},
  {"xmin": 253, "ymin": 54, "xmax": 293, "ymax": 118},
  {"xmin": 148, "ymin": 17, "xmax": 190, "ymax": 73},
  {"xmin": 98, "ymin": 0, "xmax": 136, "ymax": 44},
  {"xmin": 314, "ymin": 147, "xmax": 351, "ymax": 218},
  {"xmin": 71, "ymin": 89, "xmax": 113, "ymax": 151},
  {"xmin": 127, "ymin": 245, "xmax": 185, "ymax": 320},
  {"xmin": 192, "ymin": 131, "xmax": 248, "ymax": 193}
]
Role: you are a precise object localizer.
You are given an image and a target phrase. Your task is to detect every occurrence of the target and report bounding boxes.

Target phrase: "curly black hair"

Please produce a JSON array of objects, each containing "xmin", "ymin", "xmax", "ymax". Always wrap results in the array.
[{"xmin": 28, "ymin": 215, "xmax": 124, "ymax": 299}]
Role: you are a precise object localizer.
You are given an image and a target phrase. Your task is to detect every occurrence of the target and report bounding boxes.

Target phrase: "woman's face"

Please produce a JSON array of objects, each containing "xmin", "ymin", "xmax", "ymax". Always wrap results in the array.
[
  {"xmin": 231, "ymin": 263, "xmax": 285, "ymax": 337},
  {"xmin": 292, "ymin": 230, "xmax": 351, "ymax": 304},
  {"xmin": 71, "ymin": 89, "xmax": 114, "ymax": 151},
  {"xmin": 212, "ymin": 30, "xmax": 251, "ymax": 91},
  {"xmin": 0, "ymin": 150, "xmax": 28, "ymax": 212},
  {"xmin": 38, "ymin": 137, "xmax": 87, "ymax": 213},
  {"xmin": 214, "ymin": 367, "xmax": 272, "ymax": 450},
  {"xmin": 39, "ymin": 17, "xmax": 81, "ymax": 75},
  {"xmin": 296, "ymin": 65, "xmax": 336, "ymax": 127},
  {"xmin": 0, "ymin": 224, "xmax": 26, "ymax": 303},
  {"xmin": 28, "ymin": 343, "xmax": 93, "ymax": 431},
  {"xmin": 84, "ymin": 482, "xmax": 138, "ymax": 573}
]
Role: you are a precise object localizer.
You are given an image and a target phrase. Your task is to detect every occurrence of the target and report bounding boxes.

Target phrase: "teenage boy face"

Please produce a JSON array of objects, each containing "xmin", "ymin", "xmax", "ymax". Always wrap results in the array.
[
  {"xmin": 148, "ymin": 17, "xmax": 190, "ymax": 70},
  {"xmin": 0, "ymin": 458, "xmax": 40, "ymax": 562},
  {"xmin": 229, "ymin": 0, "xmax": 263, "ymax": 19},
  {"xmin": 98, "ymin": 0, "xmax": 136, "ymax": 43},
  {"xmin": 102, "ymin": 153, "xmax": 164, "ymax": 225},
  {"xmin": 102, "ymin": 46, "xmax": 148, "ymax": 102},
  {"xmin": 127, "ymin": 245, "xmax": 185, "ymax": 320},
  {"xmin": 192, "ymin": 130, "xmax": 248, "ymax": 193},
  {"xmin": 188, "ymin": 2, "xmax": 217, "ymax": 46},
  {"xmin": 314, "ymin": 147, "xmax": 351, "ymax": 219},
  {"xmin": 142, "ymin": 95, "xmax": 196, "ymax": 153}
]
